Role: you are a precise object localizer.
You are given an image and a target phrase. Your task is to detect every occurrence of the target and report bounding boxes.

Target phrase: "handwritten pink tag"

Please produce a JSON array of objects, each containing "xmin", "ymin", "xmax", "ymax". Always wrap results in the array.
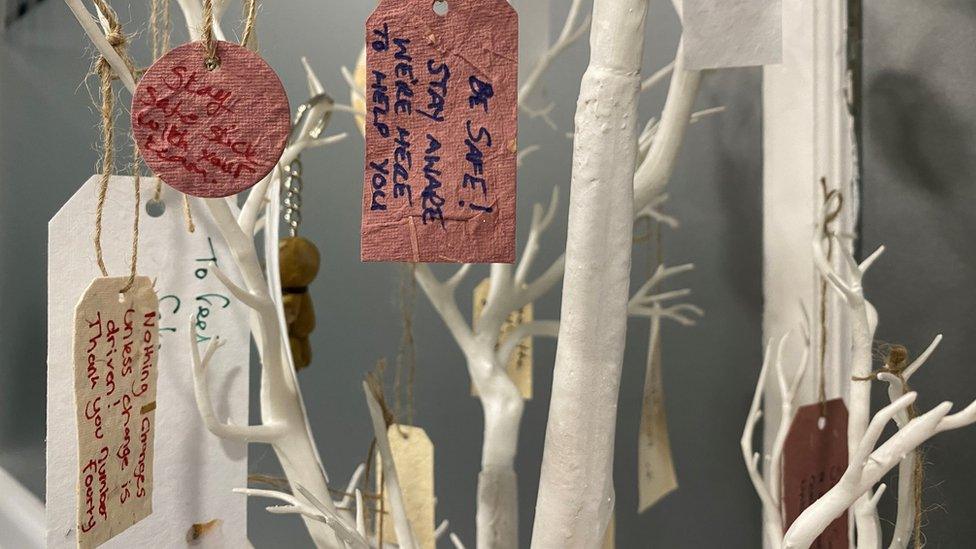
[
  {"xmin": 132, "ymin": 41, "xmax": 290, "ymax": 198},
  {"xmin": 362, "ymin": 0, "xmax": 518, "ymax": 263}
]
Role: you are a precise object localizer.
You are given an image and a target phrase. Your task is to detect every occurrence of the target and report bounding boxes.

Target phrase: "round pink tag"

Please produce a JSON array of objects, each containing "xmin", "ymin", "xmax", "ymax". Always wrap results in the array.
[{"xmin": 132, "ymin": 40, "xmax": 290, "ymax": 198}]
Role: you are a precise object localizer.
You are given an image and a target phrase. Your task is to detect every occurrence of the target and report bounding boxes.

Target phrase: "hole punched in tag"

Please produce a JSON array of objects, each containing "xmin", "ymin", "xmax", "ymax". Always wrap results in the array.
[
  {"xmin": 432, "ymin": 0, "xmax": 448, "ymax": 16},
  {"xmin": 146, "ymin": 199, "xmax": 166, "ymax": 218}
]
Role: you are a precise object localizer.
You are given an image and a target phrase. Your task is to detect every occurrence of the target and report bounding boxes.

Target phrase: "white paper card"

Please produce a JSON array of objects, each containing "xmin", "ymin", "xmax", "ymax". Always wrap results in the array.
[
  {"xmin": 682, "ymin": 0, "xmax": 782, "ymax": 69},
  {"xmin": 48, "ymin": 175, "xmax": 249, "ymax": 548}
]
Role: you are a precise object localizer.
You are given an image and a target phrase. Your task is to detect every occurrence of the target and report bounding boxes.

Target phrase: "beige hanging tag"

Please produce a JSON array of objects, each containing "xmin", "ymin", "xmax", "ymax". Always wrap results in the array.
[
  {"xmin": 376, "ymin": 425, "xmax": 435, "ymax": 549},
  {"xmin": 49, "ymin": 175, "xmax": 250, "ymax": 548},
  {"xmin": 637, "ymin": 316, "xmax": 678, "ymax": 512},
  {"xmin": 601, "ymin": 511, "xmax": 615, "ymax": 549},
  {"xmin": 471, "ymin": 278, "xmax": 532, "ymax": 399},
  {"xmin": 73, "ymin": 276, "xmax": 158, "ymax": 548}
]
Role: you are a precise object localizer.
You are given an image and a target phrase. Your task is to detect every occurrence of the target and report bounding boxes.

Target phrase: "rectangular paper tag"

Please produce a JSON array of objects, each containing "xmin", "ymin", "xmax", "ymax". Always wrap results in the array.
[
  {"xmin": 377, "ymin": 425, "xmax": 435, "ymax": 549},
  {"xmin": 682, "ymin": 0, "xmax": 782, "ymax": 69},
  {"xmin": 783, "ymin": 398, "xmax": 848, "ymax": 546},
  {"xmin": 637, "ymin": 319, "xmax": 678, "ymax": 511},
  {"xmin": 471, "ymin": 277, "xmax": 532, "ymax": 399},
  {"xmin": 361, "ymin": 0, "xmax": 518, "ymax": 263},
  {"xmin": 74, "ymin": 276, "xmax": 158, "ymax": 548},
  {"xmin": 48, "ymin": 176, "xmax": 249, "ymax": 548}
]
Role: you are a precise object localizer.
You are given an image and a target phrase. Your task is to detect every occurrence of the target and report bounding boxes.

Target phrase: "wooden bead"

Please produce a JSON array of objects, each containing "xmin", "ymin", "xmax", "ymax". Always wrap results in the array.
[
  {"xmin": 280, "ymin": 236, "xmax": 320, "ymax": 370},
  {"xmin": 279, "ymin": 236, "xmax": 320, "ymax": 288}
]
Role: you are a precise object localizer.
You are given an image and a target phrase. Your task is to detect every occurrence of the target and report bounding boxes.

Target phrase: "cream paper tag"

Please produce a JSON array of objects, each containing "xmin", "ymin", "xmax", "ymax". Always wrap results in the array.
[
  {"xmin": 637, "ymin": 317, "xmax": 678, "ymax": 512},
  {"xmin": 472, "ymin": 278, "xmax": 533, "ymax": 399},
  {"xmin": 601, "ymin": 511, "xmax": 615, "ymax": 549},
  {"xmin": 376, "ymin": 425, "xmax": 435, "ymax": 549},
  {"xmin": 74, "ymin": 276, "xmax": 158, "ymax": 548},
  {"xmin": 48, "ymin": 175, "xmax": 249, "ymax": 548}
]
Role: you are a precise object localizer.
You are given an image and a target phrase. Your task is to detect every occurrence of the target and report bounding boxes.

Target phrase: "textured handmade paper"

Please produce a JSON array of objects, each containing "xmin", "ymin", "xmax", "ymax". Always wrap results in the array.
[
  {"xmin": 637, "ymin": 320, "xmax": 677, "ymax": 511},
  {"xmin": 73, "ymin": 276, "xmax": 158, "ymax": 548},
  {"xmin": 48, "ymin": 175, "xmax": 249, "ymax": 548},
  {"xmin": 361, "ymin": 0, "xmax": 518, "ymax": 263},
  {"xmin": 132, "ymin": 41, "xmax": 290, "ymax": 198},
  {"xmin": 377, "ymin": 425, "xmax": 435, "ymax": 549},
  {"xmin": 682, "ymin": 0, "xmax": 782, "ymax": 70},
  {"xmin": 783, "ymin": 399, "xmax": 848, "ymax": 546},
  {"xmin": 471, "ymin": 278, "xmax": 532, "ymax": 399}
]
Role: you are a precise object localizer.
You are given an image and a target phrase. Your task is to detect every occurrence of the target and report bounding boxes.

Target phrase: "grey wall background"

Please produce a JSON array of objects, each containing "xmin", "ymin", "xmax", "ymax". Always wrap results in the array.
[
  {"xmin": 4, "ymin": 0, "xmax": 968, "ymax": 548},
  {"xmin": 862, "ymin": 1, "xmax": 976, "ymax": 546}
]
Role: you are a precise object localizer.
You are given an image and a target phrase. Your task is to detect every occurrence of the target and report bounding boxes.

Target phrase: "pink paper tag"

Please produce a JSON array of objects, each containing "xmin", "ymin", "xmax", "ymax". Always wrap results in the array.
[
  {"xmin": 132, "ymin": 41, "xmax": 290, "ymax": 198},
  {"xmin": 362, "ymin": 0, "xmax": 518, "ymax": 263},
  {"xmin": 783, "ymin": 399, "xmax": 849, "ymax": 548}
]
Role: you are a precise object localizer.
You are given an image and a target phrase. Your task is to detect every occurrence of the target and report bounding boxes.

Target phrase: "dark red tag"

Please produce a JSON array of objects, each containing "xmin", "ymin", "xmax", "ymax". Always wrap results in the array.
[
  {"xmin": 361, "ymin": 0, "xmax": 518, "ymax": 263},
  {"xmin": 783, "ymin": 398, "xmax": 849, "ymax": 548}
]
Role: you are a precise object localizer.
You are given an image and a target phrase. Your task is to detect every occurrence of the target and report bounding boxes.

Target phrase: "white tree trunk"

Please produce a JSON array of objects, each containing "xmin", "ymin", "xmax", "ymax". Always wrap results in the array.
[
  {"xmin": 531, "ymin": 0, "xmax": 648, "ymax": 546},
  {"xmin": 473, "ymin": 352, "xmax": 524, "ymax": 549}
]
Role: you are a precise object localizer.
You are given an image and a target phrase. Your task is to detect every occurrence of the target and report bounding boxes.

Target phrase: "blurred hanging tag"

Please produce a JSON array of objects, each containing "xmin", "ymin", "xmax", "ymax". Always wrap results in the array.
[
  {"xmin": 637, "ymin": 318, "xmax": 678, "ymax": 512},
  {"xmin": 132, "ymin": 41, "xmax": 291, "ymax": 197},
  {"xmin": 376, "ymin": 425, "xmax": 435, "ymax": 549},
  {"xmin": 72, "ymin": 276, "xmax": 159, "ymax": 548},
  {"xmin": 471, "ymin": 278, "xmax": 532, "ymax": 399},
  {"xmin": 783, "ymin": 399, "xmax": 849, "ymax": 547},
  {"xmin": 361, "ymin": 0, "xmax": 518, "ymax": 263},
  {"xmin": 682, "ymin": 0, "xmax": 782, "ymax": 69},
  {"xmin": 601, "ymin": 511, "xmax": 615, "ymax": 549},
  {"xmin": 511, "ymin": 0, "xmax": 550, "ymax": 84},
  {"xmin": 48, "ymin": 175, "xmax": 249, "ymax": 548}
]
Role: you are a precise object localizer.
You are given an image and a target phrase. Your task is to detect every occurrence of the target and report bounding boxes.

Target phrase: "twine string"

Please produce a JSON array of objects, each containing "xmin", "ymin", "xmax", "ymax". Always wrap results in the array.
[
  {"xmin": 818, "ymin": 178, "xmax": 844, "ymax": 418},
  {"xmin": 395, "ymin": 264, "xmax": 418, "ymax": 427},
  {"xmin": 241, "ymin": 0, "xmax": 258, "ymax": 50},
  {"xmin": 202, "ymin": 0, "xmax": 259, "ymax": 69},
  {"xmin": 201, "ymin": 0, "xmax": 219, "ymax": 69},
  {"xmin": 91, "ymin": 0, "xmax": 140, "ymax": 292}
]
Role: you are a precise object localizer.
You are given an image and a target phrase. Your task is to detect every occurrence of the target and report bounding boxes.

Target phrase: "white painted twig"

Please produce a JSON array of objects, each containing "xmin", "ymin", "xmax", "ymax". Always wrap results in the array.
[
  {"xmin": 363, "ymin": 381, "xmax": 420, "ymax": 549},
  {"xmin": 63, "ymin": 0, "xmax": 137, "ymax": 93},
  {"xmin": 518, "ymin": 0, "xmax": 591, "ymax": 103},
  {"xmin": 531, "ymin": 0, "xmax": 648, "ymax": 545},
  {"xmin": 783, "ymin": 392, "xmax": 976, "ymax": 548},
  {"xmin": 876, "ymin": 334, "xmax": 942, "ymax": 549},
  {"xmin": 233, "ymin": 487, "xmax": 369, "ymax": 549},
  {"xmin": 746, "ymin": 221, "xmax": 976, "ymax": 548}
]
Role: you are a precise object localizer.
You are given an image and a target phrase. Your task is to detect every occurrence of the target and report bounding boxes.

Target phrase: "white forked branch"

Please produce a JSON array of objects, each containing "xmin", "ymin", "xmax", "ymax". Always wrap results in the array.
[
  {"xmin": 741, "ymin": 333, "xmax": 809, "ymax": 548},
  {"xmin": 65, "ymin": 2, "xmax": 362, "ymax": 546},
  {"xmin": 745, "ymin": 202, "xmax": 976, "ymax": 548},
  {"xmin": 627, "ymin": 263, "xmax": 703, "ymax": 326}
]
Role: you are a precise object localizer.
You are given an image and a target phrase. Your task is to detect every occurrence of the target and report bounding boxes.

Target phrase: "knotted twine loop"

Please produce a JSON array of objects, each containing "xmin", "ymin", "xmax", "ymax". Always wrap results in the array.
[
  {"xmin": 817, "ymin": 178, "xmax": 844, "ymax": 418},
  {"xmin": 201, "ymin": 0, "xmax": 220, "ymax": 70},
  {"xmin": 91, "ymin": 0, "xmax": 140, "ymax": 293},
  {"xmin": 202, "ymin": 0, "xmax": 258, "ymax": 70}
]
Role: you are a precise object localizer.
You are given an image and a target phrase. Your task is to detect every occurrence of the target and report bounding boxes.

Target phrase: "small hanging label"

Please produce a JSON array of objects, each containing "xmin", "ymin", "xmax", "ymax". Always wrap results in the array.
[
  {"xmin": 132, "ymin": 41, "xmax": 291, "ymax": 198},
  {"xmin": 682, "ymin": 0, "xmax": 782, "ymax": 70},
  {"xmin": 377, "ymin": 425, "xmax": 435, "ymax": 549},
  {"xmin": 361, "ymin": 0, "xmax": 518, "ymax": 263},
  {"xmin": 49, "ymin": 176, "xmax": 250, "ymax": 548},
  {"xmin": 637, "ymin": 320, "xmax": 678, "ymax": 512},
  {"xmin": 73, "ymin": 276, "xmax": 158, "ymax": 548},
  {"xmin": 471, "ymin": 278, "xmax": 532, "ymax": 399},
  {"xmin": 783, "ymin": 398, "xmax": 849, "ymax": 547}
]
